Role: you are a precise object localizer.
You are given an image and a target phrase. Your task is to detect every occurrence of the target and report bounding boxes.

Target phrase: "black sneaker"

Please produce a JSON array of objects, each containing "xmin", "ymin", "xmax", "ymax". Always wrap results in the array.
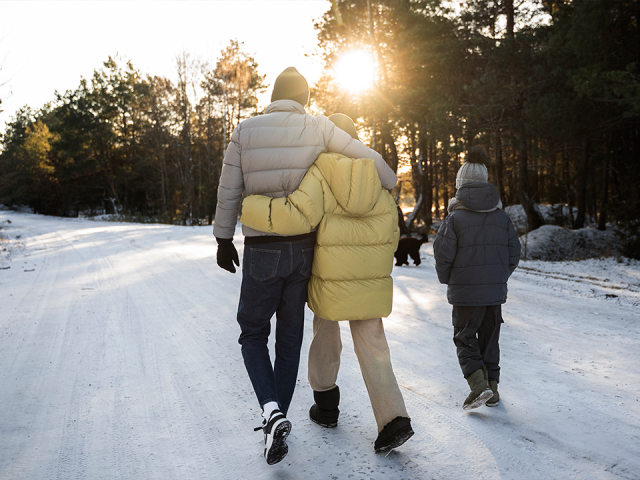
[
  {"xmin": 374, "ymin": 416, "xmax": 414, "ymax": 454},
  {"xmin": 254, "ymin": 410, "xmax": 291, "ymax": 465}
]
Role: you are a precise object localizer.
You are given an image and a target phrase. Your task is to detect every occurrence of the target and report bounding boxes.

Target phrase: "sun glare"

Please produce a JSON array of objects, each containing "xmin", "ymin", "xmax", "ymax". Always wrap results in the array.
[{"xmin": 334, "ymin": 50, "xmax": 376, "ymax": 93}]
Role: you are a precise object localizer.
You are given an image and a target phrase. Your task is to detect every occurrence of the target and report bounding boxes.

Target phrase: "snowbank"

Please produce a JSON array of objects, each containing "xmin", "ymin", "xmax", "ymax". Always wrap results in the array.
[
  {"xmin": 504, "ymin": 204, "xmax": 586, "ymax": 232},
  {"xmin": 0, "ymin": 218, "xmax": 23, "ymax": 267},
  {"xmin": 501, "ymin": 204, "xmax": 620, "ymax": 261},
  {"xmin": 0, "ymin": 204, "xmax": 34, "ymax": 214},
  {"xmin": 520, "ymin": 224, "xmax": 622, "ymax": 261}
]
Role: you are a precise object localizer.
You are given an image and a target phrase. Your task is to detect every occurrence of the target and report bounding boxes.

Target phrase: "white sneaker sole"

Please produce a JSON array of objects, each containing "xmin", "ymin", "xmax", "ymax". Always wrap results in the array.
[{"xmin": 264, "ymin": 418, "xmax": 291, "ymax": 465}]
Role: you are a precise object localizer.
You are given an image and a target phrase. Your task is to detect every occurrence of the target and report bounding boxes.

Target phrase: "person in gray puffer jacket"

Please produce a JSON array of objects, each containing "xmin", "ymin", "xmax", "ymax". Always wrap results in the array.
[{"xmin": 433, "ymin": 146, "xmax": 520, "ymax": 411}]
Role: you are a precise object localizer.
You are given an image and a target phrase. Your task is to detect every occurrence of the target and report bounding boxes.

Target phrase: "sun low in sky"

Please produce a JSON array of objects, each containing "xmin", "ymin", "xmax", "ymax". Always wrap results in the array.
[{"xmin": 333, "ymin": 49, "xmax": 376, "ymax": 93}]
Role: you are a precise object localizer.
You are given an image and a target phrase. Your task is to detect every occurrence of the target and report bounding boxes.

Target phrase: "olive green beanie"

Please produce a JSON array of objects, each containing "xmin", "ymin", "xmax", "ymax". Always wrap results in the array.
[{"xmin": 271, "ymin": 67, "xmax": 310, "ymax": 107}]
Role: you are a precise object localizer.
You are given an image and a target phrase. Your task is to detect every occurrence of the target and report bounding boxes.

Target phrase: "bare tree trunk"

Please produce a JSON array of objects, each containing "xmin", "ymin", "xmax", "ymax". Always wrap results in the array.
[
  {"xmin": 422, "ymin": 139, "xmax": 432, "ymax": 231},
  {"xmin": 381, "ymin": 123, "xmax": 399, "ymax": 173},
  {"xmin": 598, "ymin": 134, "xmax": 610, "ymax": 230},
  {"xmin": 574, "ymin": 135, "xmax": 589, "ymax": 229},
  {"xmin": 433, "ymin": 141, "xmax": 440, "ymax": 220},
  {"xmin": 442, "ymin": 148, "xmax": 450, "ymax": 213},
  {"xmin": 517, "ymin": 131, "xmax": 545, "ymax": 231},
  {"xmin": 504, "ymin": 0, "xmax": 515, "ymax": 39},
  {"xmin": 493, "ymin": 130, "xmax": 505, "ymax": 201},
  {"xmin": 531, "ymin": 138, "xmax": 540, "ymax": 202},
  {"xmin": 407, "ymin": 127, "xmax": 431, "ymax": 232},
  {"xmin": 562, "ymin": 144, "xmax": 573, "ymax": 226}
]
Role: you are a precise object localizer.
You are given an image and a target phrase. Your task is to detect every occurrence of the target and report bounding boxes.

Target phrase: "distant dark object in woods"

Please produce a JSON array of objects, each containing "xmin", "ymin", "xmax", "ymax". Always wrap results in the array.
[
  {"xmin": 394, "ymin": 233, "xmax": 428, "ymax": 266},
  {"xmin": 397, "ymin": 205, "xmax": 410, "ymax": 236}
]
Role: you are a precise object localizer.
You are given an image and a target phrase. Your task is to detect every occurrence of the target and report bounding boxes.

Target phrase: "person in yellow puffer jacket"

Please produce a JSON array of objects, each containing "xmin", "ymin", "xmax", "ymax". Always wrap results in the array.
[{"xmin": 240, "ymin": 114, "xmax": 414, "ymax": 454}]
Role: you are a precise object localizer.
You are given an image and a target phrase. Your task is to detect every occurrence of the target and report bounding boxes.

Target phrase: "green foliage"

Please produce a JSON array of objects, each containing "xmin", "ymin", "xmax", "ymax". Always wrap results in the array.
[
  {"xmin": 312, "ymin": 0, "xmax": 640, "ymax": 241},
  {"xmin": 0, "ymin": 109, "xmax": 53, "ymax": 211},
  {"xmin": 0, "ymin": 42, "xmax": 267, "ymax": 224}
]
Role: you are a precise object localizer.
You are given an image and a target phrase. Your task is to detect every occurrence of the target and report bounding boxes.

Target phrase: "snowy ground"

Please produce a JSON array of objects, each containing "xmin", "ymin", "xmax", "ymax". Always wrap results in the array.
[{"xmin": 1, "ymin": 212, "xmax": 639, "ymax": 480}]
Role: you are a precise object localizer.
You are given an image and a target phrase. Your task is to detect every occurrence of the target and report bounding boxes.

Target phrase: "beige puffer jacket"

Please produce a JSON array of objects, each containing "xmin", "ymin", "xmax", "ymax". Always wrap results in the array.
[{"xmin": 213, "ymin": 100, "xmax": 397, "ymax": 239}]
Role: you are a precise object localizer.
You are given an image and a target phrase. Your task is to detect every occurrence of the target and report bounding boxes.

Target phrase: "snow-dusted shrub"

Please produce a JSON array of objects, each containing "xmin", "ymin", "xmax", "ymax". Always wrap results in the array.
[
  {"xmin": 615, "ymin": 220, "xmax": 640, "ymax": 260},
  {"xmin": 1, "ymin": 204, "xmax": 34, "ymax": 214},
  {"xmin": 504, "ymin": 204, "xmax": 595, "ymax": 234},
  {"xmin": 520, "ymin": 225, "xmax": 622, "ymax": 261}
]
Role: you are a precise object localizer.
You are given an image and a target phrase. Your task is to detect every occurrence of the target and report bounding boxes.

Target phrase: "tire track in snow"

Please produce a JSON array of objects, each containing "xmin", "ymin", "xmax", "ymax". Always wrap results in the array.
[
  {"xmin": 95, "ymin": 234, "xmax": 247, "ymax": 478},
  {"xmin": 0, "ymin": 227, "xmax": 98, "ymax": 480},
  {"xmin": 398, "ymin": 383, "xmax": 544, "ymax": 480},
  {"xmin": 48, "ymin": 240, "xmax": 122, "ymax": 480}
]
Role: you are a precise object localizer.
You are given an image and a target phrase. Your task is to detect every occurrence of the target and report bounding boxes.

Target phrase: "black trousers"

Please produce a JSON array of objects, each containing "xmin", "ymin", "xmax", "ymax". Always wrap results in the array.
[{"xmin": 452, "ymin": 305, "xmax": 503, "ymax": 382}]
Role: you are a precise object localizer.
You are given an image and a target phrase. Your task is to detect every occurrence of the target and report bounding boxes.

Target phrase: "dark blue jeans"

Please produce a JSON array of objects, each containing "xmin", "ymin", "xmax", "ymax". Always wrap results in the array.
[{"xmin": 237, "ymin": 239, "xmax": 314, "ymax": 416}]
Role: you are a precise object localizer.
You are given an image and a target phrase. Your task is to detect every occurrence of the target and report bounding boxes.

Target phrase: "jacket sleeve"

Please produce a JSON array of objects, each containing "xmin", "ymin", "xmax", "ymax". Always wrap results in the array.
[
  {"xmin": 507, "ymin": 218, "xmax": 521, "ymax": 276},
  {"xmin": 240, "ymin": 168, "xmax": 325, "ymax": 236},
  {"xmin": 322, "ymin": 117, "xmax": 398, "ymax": 190},
  {"xmin": 433, "ymin": 215, "xmax": 458, "ymax": 285},
  {"xmin": 213, "ymin": 127, "xmax": 243, "ymax": 239}
]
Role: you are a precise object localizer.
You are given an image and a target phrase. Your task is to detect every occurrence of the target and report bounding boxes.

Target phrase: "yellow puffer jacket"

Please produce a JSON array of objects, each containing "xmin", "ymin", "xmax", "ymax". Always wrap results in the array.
[{"xmin": 240, "ymin": 152, "xmax": 399, "ymax": 321}]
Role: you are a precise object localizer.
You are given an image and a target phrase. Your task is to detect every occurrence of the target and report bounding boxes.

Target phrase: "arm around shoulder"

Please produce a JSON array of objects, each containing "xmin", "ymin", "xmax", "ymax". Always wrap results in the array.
[
  {"xmin": 344, "ymin": 139, "xmax": 397, "ymax": 190},
  {"xmin": 240, "ymin": 168, "xmax": 325, "ymax": 236},
  {"xmin": 324, "ymin": 118, "xmax": 397, "ymax": 190}
]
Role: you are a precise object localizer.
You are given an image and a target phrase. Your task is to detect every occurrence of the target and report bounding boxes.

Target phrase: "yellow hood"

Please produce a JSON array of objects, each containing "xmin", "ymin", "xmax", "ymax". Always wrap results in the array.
[{"xmin": 313, "ymin": 153, "xmax": 382, "ymax": 216}]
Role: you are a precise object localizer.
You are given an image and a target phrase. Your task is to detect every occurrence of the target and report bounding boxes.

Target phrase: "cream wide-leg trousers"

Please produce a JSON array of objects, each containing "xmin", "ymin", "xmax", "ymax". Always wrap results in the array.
[{"xmin": 307, "ymin": 314, "xmax": 409, "ymax": 432}]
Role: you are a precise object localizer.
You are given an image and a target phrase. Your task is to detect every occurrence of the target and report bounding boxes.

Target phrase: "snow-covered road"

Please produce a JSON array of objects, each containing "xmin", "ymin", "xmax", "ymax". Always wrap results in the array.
[{"xmin": 1, "ymin": 212, "xmax": 639, "ymax": 480}]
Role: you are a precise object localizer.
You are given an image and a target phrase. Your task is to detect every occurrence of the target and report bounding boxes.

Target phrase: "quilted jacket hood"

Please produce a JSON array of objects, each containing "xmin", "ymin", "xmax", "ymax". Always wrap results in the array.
[
  {"xmin": 452, "ymin": 182, "xmax": 501, "ymax": 212},
  {"xmin": 314, "ymin": 153, "xmax": 382, "ymax": 216}
]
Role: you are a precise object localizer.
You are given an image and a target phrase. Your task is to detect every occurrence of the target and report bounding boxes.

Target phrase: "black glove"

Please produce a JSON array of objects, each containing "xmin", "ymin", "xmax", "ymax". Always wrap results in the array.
[{"xmin": 216, "ymin": 237, "xmax": 239, "ymax": 273}]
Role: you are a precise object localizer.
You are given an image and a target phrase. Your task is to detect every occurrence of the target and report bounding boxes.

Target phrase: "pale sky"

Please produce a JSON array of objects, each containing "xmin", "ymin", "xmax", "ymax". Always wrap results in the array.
[{"xmin": 0, "ymin": 0, "xmax": 330, "ymax": 129}]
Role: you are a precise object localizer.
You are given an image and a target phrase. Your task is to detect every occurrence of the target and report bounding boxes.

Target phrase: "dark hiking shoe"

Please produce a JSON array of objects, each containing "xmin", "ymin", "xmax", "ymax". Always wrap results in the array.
[
  {"xmin": 254, "ymin": 410, "xmax": 291, "ymax": 465},
  {"xmin": 482, "ymin": 365, "xmax": 500, "ymax": 407},
  {"xmin": 463, "ymin": 368, "xmax": 493, "ymax": 411},
  {"xmin": 486, "ymin": 380, "xmax": 500, "ymax": 407},
  {"xmin": 309, "ymin": 386, "xmax": 340, "ymax": 428},
  {"xmin": 374, "ymin": 416, "xmax": 414, "ymax": 453}
]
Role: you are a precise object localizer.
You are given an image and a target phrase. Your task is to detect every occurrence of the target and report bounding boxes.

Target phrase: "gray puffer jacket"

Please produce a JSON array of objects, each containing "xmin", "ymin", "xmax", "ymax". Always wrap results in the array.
[
  {"xmin": 433, "ymin": 182, "xmax": 520, "ymax": 306},
  {"xmin": 213, "ymin": 100, "xmax": 397, "ymax": 239}
]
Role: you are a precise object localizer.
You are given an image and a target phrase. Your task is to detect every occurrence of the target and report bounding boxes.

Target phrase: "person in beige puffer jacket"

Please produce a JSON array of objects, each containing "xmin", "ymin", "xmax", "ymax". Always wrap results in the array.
[
  {"xmin": 212, "ymin": 68, "xmax": 397, "ymax": 465},
  {"xmin": 240, "ymin": 113, "xmax": 414, "ymax": 454}
]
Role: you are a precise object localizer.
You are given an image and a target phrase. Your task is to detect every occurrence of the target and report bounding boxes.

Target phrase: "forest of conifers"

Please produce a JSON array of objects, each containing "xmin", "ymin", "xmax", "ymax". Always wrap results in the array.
[{"xmin": 1, "ymin": 1, "xmax": 639, "ymax": 256}]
